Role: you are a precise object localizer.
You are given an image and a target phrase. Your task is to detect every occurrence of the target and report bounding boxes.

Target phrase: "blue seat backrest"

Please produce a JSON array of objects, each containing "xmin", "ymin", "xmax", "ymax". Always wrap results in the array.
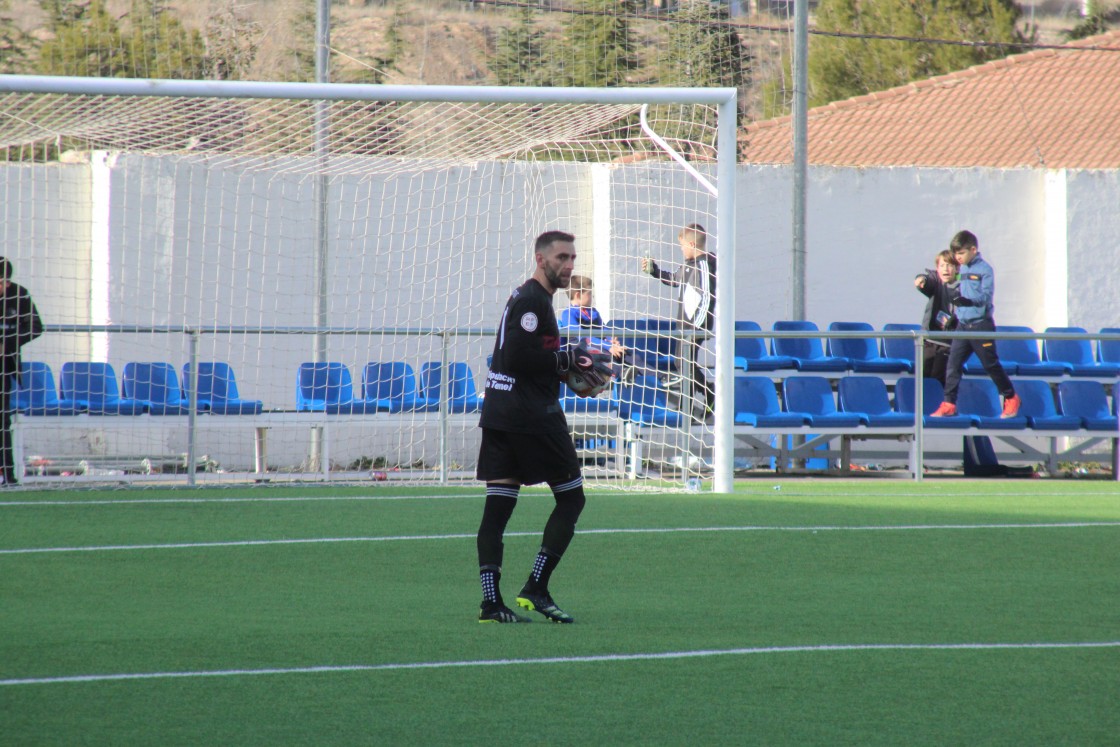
[
  {"xmin": 421, "ymin": 362, "xmax": 482, "ymax": 410},
  {"xmin": 1041, "ymin": 327, "xmax": 1093, "ymax": 365},
  {"xmin": 296, "ymin": 362, "xmax": 355, "ymax": 410},
  {"xmin": 185, "ymin": 362, "xmax": 240, "ymax": 402},
  {"xmin": 1057, "ymin": 380, "xmax": 1111, "ymax": 418},
  {"xmin": 734, "ymin": 320, "xmax": 767, "ymax": 360},
  {"xmin": 837, "ymin": 376, "xmax": 892, "ymax": 415},
  {"xmin": 994, "ymin": 325, "xmax": 1043, "ymax": 363},
  {"xmin": 1098, "ymin": 328, "xmax": 1120, "ymax": 363},
  {"xmin": 894, "ymin": 376, "xmax": 946, "ymax": 415},
  {"xmin": 1014, "ymin": 379, "xmax": 1062, "ymax": 419},
  {"xmin": 734, "ymin": 376, "xmax": 783, "ymax": 416},
  {"xmin": 783, "ymin": 376, "xmax": 839, "ymax": 415},
  {"xmin": 16, "ymin": 362, "xmax": 61, "ymax": 408},
  {"xmin": 61, "ymin": 362, "xmax": 122, "ymax": 402},
  {"xmin": 123, "ymin": 362, "xmax": 185, "ymax": 405},
  {"xmin": 882, "ymin": 323, "xmax": 920, "ymax": 363},
  {"xmin": 618, "ymin": 374, "xmax": 666, "ymax": 412},
  {"xmin": 826, "ymin": 321, "xmax": 878, "ymax": 360},
  {"xmin": 364, "ymin": 362, "xmax": 419, "ymax": 402},
  {"xmin": 957, "ymin": 379, "xmax": 1003, "ymax": 418},
  {"xmin": 643, "ymin": 318, "xmax": 679, "ymax": 361},
  {"xmin": 771, "ymin": 320, "xmax": 825, "ymax": 359}
]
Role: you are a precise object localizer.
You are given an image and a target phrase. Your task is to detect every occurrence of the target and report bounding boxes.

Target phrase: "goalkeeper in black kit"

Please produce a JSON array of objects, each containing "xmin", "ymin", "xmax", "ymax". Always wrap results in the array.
[{"xmin": 475, "ymin": 230, "xmax": 612, "ymax": 624}]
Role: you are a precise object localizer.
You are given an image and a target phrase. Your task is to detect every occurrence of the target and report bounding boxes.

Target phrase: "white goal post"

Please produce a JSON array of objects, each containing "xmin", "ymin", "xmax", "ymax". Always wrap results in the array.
[{"xmin": 0, "ymin": 75, "xmax": 736, "ymax": 492}]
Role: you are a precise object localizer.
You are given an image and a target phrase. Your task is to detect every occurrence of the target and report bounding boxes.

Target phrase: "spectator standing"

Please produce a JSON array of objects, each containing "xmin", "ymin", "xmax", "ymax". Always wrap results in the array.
[
  {"xmin": 914, "ymin": 249, "xmax": 960, "ymax": 385},
  {"xmin": 932, "ymin": 230, "xmax": 1019, "ymax": 418},
  {"xmin": 641, "ymin": 223, "xmax": 716, "ymax": 421},
  {"xmin": 0, "ymin": 258, "xmax": 44, "ymax": 486}
]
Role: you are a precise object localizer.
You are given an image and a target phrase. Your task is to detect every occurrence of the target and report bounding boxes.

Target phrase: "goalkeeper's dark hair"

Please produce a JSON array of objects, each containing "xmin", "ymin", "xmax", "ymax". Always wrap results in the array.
[
  {"xmin": 535, "ymin": 230, "xmax": 575, "ymax": 255},
  {"xmin": 950, "ymin": 230, "xmax": 978, "ymax": 252},
  {"xmin": 0, "ymin": 257, "xmax": 11, "ymax": 280}
]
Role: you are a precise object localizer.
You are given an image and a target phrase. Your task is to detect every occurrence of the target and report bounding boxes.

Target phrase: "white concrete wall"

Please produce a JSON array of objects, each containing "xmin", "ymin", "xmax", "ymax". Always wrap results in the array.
[
  {"xmin": 1065, "ymin": 169, "xmax": 1120, "ymax": 332},
  {"xmin": 734, "ymin": 166, "xmax": 1072, "ymax": 330},
  {"xmin": 3, "ymin": 156, "xmax": 1118, "ymax": 469}
]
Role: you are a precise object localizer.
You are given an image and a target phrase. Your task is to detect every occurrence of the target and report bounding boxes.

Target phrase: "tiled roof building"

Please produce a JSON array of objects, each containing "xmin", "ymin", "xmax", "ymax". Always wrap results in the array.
[{"xmin": 742, "ymin": 30, "xmax": 1120, "ymax": 169}]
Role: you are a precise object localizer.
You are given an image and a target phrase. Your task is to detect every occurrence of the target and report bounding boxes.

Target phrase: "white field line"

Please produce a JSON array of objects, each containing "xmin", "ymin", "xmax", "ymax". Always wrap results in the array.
[
  {"xmin": 2, "ymin": 522, "xmax": 1119, "ymax": 556},
  {"xmin": 0, "ymin": 493, "xmax": 476, "ymax": 507},
  {"xmin": 2, "ymin": 641, "xmax": 1117, "ymax": 688},
  {"xmin": 2, "ymin": 488, "xmax": 1120, "ymax": 508}
]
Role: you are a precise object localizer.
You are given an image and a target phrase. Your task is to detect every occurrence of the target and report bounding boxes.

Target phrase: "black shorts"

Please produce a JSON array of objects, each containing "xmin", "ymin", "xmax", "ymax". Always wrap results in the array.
[{"xmin": 476, "ymin": 428, "xmax": 580, "ymax": 486}]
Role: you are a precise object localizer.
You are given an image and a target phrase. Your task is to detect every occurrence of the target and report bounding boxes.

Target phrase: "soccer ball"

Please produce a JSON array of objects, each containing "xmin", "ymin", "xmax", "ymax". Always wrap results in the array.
[{"xmin": 566, "ymin": 368, "xmax": 611, "ymax": 398}]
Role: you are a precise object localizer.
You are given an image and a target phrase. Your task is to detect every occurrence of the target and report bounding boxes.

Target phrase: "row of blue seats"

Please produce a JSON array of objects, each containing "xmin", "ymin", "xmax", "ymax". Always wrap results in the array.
[
  {"xmin": 14, "ymin": 359, "xmax": 1119, "ymax": 432},
  {"xmin": 730, "ymin": 375, "xmax": 1118, "ymax": 432},
  {"xmin": 15, "ymin": 362, "xmax": 262, "ymax": 416},
  {"xmin": 12, "ymin": 360, "xmax": 486, "ymax": 416},
  {"xmin": 295, "ymin": 361, "xmax": 482, "ymax": 414},
  {"xmin": 561, "ymin": 372, "xmax": 1118, "ymax": 432},
  {"xmin": 735, "ymin": 321, "xmax": 1120, "ymax": 377}
]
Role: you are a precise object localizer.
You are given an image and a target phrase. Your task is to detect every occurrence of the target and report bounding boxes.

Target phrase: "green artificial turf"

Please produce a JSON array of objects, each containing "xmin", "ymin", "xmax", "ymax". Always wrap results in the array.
[{"xmin": 1, "ymin": 481, "xmax": 1117, "ymax": 745}]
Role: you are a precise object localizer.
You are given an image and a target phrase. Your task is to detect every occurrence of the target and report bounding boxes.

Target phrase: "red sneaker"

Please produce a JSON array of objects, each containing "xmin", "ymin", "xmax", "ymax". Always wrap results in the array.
[
  {"xmin": 931, "ymin": 401, "xmax": 957, "ymax": 417},
  {"xmin": 1001, "ymin": 394, "xmax": 1021, "ymax": 418}
]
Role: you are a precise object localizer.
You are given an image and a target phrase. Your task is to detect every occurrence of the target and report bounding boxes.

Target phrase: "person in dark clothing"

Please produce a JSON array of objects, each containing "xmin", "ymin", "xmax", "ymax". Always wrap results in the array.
[
  {"xmin": 914, "ymin": 249, "xmax": 960, "ymax": 385},
  {"xmin": 641, "ymin": 223, "xmax": 716, "ymax": 421},
  {"xmin": 0, "ymin": 257, "xmax": 44, "ymax": 486},
  {"xmin": 475, "ymin": 231, "xmax": 611, "ymax": 624}
]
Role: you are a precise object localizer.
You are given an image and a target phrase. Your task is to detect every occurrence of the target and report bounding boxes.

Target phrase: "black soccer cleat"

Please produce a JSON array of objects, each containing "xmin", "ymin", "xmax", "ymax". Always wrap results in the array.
[
  {"xmin": 478, "ymin": 601, "xmax": 532, "ymax": 624},
  {"xmin": 515, "ymin": 589, "xmax": 574, "ymax": 624}
]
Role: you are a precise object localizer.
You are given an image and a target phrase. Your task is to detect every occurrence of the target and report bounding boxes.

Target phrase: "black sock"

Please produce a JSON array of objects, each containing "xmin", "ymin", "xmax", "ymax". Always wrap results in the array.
[
  {"xmin": 478, "ymin": 483, "xmax": 519, "ymax": 604},
  {"xmin": 524, "ymin": 476, "xmax": 587, "ymax": 593},
  {"xmin": 480, "ymin": 564, "xmax": 502, "ymax": 605},
  {"xmin": 525, "ymin": 548, "xmax": 561, "ymax": 593}
]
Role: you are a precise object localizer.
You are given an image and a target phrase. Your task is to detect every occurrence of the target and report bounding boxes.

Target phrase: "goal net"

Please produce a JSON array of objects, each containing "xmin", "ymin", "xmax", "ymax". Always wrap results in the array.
[{"xmin": 0, "ymin": 78, "xmax": 735, "ymax": 489}]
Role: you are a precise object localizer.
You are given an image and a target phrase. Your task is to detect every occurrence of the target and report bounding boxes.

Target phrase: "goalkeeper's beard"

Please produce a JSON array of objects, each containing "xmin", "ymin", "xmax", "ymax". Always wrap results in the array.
[{"xmin": 543, "ymin": 264, "xmax": 570, "ymax": 291}]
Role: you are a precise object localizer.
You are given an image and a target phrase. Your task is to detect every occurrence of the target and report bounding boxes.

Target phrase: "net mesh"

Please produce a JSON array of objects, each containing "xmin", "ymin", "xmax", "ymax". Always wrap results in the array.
[{"xmin": 1, "ymin": 86, "xmax": 724, "ymax": 488}]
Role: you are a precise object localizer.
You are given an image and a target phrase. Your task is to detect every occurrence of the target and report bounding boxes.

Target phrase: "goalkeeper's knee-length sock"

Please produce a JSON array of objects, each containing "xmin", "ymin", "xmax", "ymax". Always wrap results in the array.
[
  {"xmin": 478, "ymin": 483, "xmax": 519, "ymax": 602},
  {"xmin": 524, "ymin": 476, "xmax": 586, "ymax": 592}
]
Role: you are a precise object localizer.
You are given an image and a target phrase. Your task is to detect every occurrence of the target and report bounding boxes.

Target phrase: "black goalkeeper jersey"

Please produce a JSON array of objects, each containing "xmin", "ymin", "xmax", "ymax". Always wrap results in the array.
[{"xmin": 479, "ymin": 278, "xmax": 569, "ymax": 434}]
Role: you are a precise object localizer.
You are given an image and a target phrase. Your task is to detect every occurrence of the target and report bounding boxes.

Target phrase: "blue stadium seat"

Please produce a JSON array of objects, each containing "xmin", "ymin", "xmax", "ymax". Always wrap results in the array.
[
  {"xmin": 895, "ymin": 377, "xmax": 978, "ymax": 428},
  {"xmin": 1013, "ymin": 380, "xmax": 1081, "ymax": 430},
  {"xmin": 1097, "ymin": 328, "xmax": 1120, "ymax": 367},
  {"xmin": 560, "ymin": 380, "xmax": 617, "ymax": 414},
  {"xmin": 1041, "ymin": 327, "xmax": 1120, "ymax": 377},
  {"xmin": 183, "ymin": 362, "xmax": 263, "ymax": 415},
  {"xmin": 733, "ymin": 320, "xmax": 797, "ymax": 371},
  {"xmin": 122, "ymin": 362, "xmax": 196, "ymax": 415},
  {"xmin": 771, "ymin": 321, "xmax": 849, "ymax": 372},
  {"xmin": 362, "ymin": 362, "xmax": 437, "ymax": 413},
  {"xmin": 836, "ymin": 376, "xmax": 913, "ymax": 427},
  {"xmin": 992, "ymin": 325, "xmax": 1069, "ymax": 377},
  {"xmin": 14, "ymin": 362, "xmax": 86, "ymax": 415},
  {"xmin": 827, "ymin": 322, "xmax": 912, "ymax": 373},
  {"xmin": 607, "ymin": 319, "xmax": 679, "ymax": 374},
  {"xmin": 1056, "ymin": 380, "xmax": 1118, "ymax": 431},
  {"xmin": 961, "ymin": 349, "xmax": 1020, "ymax": 376},
  {"xmin": 782, "ymin": 376, "xmax": 864, "ymax": 428},
  {"xmin": 881, "ymin": 323, "xmax": 921, "ymax": 368},
  {"xmin": 733, "ymin": 377, "xmax": 809, "ymax": 427},
  {"xmin": 420, "ymin": 362, "xmax": 483, "ymax": 414},
  {"xmin": 60, "ymin": 362, "xmax": 149, "ymax": 415},
  {"xmin": 617, "ymin": 375, "xmax": 682, "ymax": 427},
  {"xmin": 296, "ymin": 362, "xmax": 379, "ymax": 414},
  {"xmin": 957, "ymin": 379, "xmax": 1028, "ymax": 429}
]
